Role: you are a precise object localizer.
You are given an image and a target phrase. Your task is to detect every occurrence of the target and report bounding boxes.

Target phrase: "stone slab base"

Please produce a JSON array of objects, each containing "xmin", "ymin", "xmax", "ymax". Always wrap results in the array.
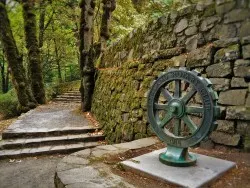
[{"xmin": 121, "ymin": 148, "xmax": 235, "ymax": 188}]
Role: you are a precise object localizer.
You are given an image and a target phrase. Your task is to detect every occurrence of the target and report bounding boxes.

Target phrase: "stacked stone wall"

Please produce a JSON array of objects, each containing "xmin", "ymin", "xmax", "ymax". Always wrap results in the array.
[{"xmin": 92, "ymin": 0, "xmax": 250, "ymax": 151}]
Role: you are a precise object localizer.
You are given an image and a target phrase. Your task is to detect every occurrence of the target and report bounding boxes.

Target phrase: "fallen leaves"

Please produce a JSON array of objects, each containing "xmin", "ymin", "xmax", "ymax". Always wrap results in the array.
[
  {"xmin": 9, "ymin": 159, "xmax": 22, "ymax": 163},
  {"xmin": 83, "ymin": 112, "xmax": 100, "ymax": 127}
]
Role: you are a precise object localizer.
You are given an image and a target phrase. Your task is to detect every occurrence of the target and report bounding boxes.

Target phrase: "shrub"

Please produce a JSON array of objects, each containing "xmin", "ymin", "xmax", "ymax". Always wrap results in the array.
[{"xmin": 0, "ymin": 89, "xmax": 19, "ymax": 118}]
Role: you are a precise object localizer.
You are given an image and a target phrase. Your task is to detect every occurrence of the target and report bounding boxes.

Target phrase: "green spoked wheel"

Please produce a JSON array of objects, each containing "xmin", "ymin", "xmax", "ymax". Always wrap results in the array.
[{"xmin": 147, "ymin": 68, "xmax": 220, "ymax": 166}]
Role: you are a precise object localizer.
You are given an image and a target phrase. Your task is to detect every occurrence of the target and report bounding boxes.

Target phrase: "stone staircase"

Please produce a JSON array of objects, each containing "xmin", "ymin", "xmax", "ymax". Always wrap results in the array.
[
  {"xmin": 0, "ymin": 126, "xmax": 105, "ymax": 159},
  {"xmin": 0, "ymin": 96, "xmax": 105, "ymax": 159},
  {"xmin": 53, "ymin": 90, "xmax": 81, "ymax": 103}
]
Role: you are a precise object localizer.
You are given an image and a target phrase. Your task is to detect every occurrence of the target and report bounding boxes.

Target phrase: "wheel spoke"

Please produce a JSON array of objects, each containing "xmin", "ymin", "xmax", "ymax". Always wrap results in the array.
[
  {"xmin": 154, "ymin": 103, "xmax": 168, "ymax": 110},
  {"xmin": 159, "ymin": 112, "xmax": 173, "ymax": 128},
  {"xmin": 174, "ymin": 80, "xmax": 181, "ymax": 98},
  {"xmin": 173, "ymin": 119, "xmax": 181, "ymax": 136},
  {"xmin": 161, "ymin": 88, "xmax": 173, "ymax": 101},
  {"xmin": 186, "ymin": 106, "xmax": 204, "ymax": 114},
  {"xmin": 182, "ymin": 88, "xmax": 197, "ymax": 104},
  {"xmin": 182, "ymin": 115, "xmax": 197, "ymax": 133}
]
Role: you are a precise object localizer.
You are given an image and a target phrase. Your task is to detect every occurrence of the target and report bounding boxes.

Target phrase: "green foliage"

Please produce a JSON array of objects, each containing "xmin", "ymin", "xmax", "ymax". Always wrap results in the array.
[
  {"xmin": 110, "ymin": 0, "xmax": 147, "ymax": 40},
  {"xmin": 0, "ymin": 89, "xmax": 19, "ymax": 117}
]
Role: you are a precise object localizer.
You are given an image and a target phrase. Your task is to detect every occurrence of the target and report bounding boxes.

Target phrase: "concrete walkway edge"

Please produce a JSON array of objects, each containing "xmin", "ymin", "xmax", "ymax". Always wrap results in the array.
[{"xmin": 54, "ymin": 137, "xmax": 160, "ymax": 188}]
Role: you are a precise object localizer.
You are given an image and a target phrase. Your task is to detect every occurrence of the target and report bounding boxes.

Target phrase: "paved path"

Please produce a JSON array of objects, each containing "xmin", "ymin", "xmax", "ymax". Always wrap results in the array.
[
  {"xmin": 0, "ymin": 156, "xmax": 62, "ymax": 188},
  {"xmin": 0, "ymin": 101, "xmax": 103, "ymax": 188},
  {"xmin": 5, "ymin": 103, "xmax": 88, "ymax": 130},
  {"xmin": 0, "ymin": 102, "xmax": 104, "ymax": 159}
]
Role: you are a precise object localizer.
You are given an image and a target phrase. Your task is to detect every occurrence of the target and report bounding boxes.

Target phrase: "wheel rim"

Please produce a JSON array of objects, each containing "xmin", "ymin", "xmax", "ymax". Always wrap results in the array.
[{"xmin": 147, "ymin": 68, "xmax": 219, "ymax": 148}]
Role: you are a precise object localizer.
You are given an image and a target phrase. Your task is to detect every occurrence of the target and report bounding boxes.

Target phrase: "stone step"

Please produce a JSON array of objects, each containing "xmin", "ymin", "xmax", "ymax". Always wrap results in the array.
[
  {"xmin": 0, "ymin": 134, "xmax": 105, "ymax": 150},
  {"xmin": 2, "ymin": 126, "xmax": 100, "ymax": 139},
  {"xmin": 0, "ymin": 142, "xmax": 100, "ymax": 159},
  {"xmin": 54, "ymin": 97, "xmax": 81, "ymax": 100},
  {"xmin": 56, "ymin": 95, "xmax": 81, "ymax": 99},
  {"xmin": 53, "ymin": 98, "xmax": 81, "ymax": 102},
  {"xmin": 53, "ymin": 100, "xmax": 81, "ymax": 104},
  {"xmin": 60, "ymin": 92, "xmax": 81, "ymax": 96}
]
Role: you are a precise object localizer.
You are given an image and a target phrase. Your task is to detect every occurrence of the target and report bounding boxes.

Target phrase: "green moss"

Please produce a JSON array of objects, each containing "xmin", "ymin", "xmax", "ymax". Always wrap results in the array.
[
  {"xmin": 135, "ymin": 133, "xmax": 148, "ymax": 140},
  {"xmin": 203, "ymin": 4, "xmax": 216, "ymax": 17}
]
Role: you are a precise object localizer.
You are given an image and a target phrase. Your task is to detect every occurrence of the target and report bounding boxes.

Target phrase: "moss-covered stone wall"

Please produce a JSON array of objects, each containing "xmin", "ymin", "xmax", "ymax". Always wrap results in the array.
[{"xmin": 92, "ymin": 0, "xmax": 250, "ymax": 151}]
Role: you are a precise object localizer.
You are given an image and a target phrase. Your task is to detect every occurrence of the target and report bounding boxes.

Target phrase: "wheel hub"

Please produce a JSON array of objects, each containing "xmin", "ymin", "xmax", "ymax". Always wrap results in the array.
[{"xmin": 169, "ymin": 99, "xmax": 185, "ymax": 118}]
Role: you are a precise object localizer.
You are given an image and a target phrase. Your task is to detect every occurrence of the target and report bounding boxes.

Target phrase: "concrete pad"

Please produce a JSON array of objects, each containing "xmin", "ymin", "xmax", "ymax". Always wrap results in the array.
[{"xmin": 121, "ymin": 148, "xmax": 235, "ymax": 188}]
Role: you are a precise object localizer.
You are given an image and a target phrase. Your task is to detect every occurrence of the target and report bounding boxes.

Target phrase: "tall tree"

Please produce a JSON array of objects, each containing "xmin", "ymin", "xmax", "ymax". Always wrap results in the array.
[
  {"xmin": 0, "ymin": 49, "xmax": 10, "ymax": 93},
  {"xmin": 22, "ymin": 0, "xmax": 46, "ymax": 104},
  {"xmin": 79, "ymin": 0, "xmax": 116, "ymax": 112},
  {"xmin": 100, "ymin": 0, "xmax": 116, "ymax": 51},
  {"xmin": 79, "ymin": 0, "xmax": 96, "ymax": 112},
  {"xmin": 0, "ymin": 0, "xmax": 37, "ymax": 111}
]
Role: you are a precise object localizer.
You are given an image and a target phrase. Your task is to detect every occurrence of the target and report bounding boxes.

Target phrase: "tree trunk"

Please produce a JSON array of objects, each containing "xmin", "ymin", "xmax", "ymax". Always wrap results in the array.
[
  {"xmin": 0, "ymin": 0, "xmax": 37, "ymax": 111},
  {"xmin": 0, "ymin": 54, "xmax": 5, "ymax": 93},
  {"xmin": 0, "ymin": 50, "xmax": 10, "ymax": 93},
  {"xmin": 79, "ymin": 0, "xmax": 96, "ymax": 112},
  {"xmin": 22, "ymin": 0, "xmax": 46, "ymax": 104},
  {"xmin": 100, "ymin": 0, "xmax": 116, "ymax": 51},
  {"xmin": 54, "ymin": 39, "xmax": 62, "ymax": 83},
  {"xmin": 39, "ymin": 0, "xmax": 46, "ymax": 48},
  {"xmin": 4, "ymin": 65, "xmax": 9, "ymax": 93}
]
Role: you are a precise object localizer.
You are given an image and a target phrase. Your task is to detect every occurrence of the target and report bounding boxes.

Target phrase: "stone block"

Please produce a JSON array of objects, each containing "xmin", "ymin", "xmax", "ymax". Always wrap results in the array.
[
  {"xmin": 218, "ymin": 89, "xmax": 247, "ymax": 105},
  {"xmin": 241, "ymin": 36, "xmax": 250, "ymax": 45},
  {"xmin": 203, "ymin": 4, "xmax": 216, "ymax": 17},
  {"xmin": 200, "ymin": 16, "xmax": 220, "ymax": 32},
  {"xmin": 134, "ymin": 121, "xmax": 147, "ymax": 134},
  {"xmin": 244, "ymin": 135, "xmax": 250, "ymax": 152},
  {"xmin": 121, "ymin": 148, "xmax": 235, "ymax": 188},
  {"xmin": 216, "ymin": 0, "xmax": 235, "ymax": 6},
  {"xmin": 214, "ymin": 44, "xmax": 240, "ymax": 63},
  {"xmin": 200, "ymin": 139, "xmax": 215, "ymax": 149},
  {"xmin": 236, "ymin": 121, "xmax": 250, "ymax": 136},
  {"xmin": 231, "ymin": 77, "xmax": 248, "ymax": 88},
  {"xmin": 243, "ymin": 45, "xmax": 250, "ymax": 59},
  {"xmin": 174, "ymin": 18, "xmax": 188, "ymax": 33},
  {"xmin": 213, "ymin": 38, "xmax": 239, "ymax": 48},
  {"xmin": 210, "ymin": 131, "xmax": 240, "ymax": 146},
  {"xmin": 185, "ymin": 35, "xmax": 198, "ymax": 52},
  {"xmin": 214, "ymin": 24, "xmax": 237, "ymax": 40},
  {"xmin": 178, "ymin": 5, "xmax": 195, "ymax": 17},
  {"xmin": 197, "ymin": 0, "xmax": 215, "ymax": 11},
  {"xmin": 185, "ymin": 26, "xmax": 198, "ymax": 36},
  {"xmin": 210, "ymin": 78, "xmax": 230, "ymax": 91},
  {"xmin": 224, "ymin": 9, "xmax": 250, "ymax": 23},
  {"xmin": 122, "ymin": 123, "xmax": 134, "ymax": 142},
  {"xmin": 122, "ymin": 113, "xmax": 129, "ymax": 122},
  {"xmin": 226, "ymin": 106, "xmax": 250, "ymax": 120},
  {"xmin": 206, "ymin": 62, "xmax": 231, "ymax": 77},
  {"xmin": 157, "ymin": 47, "xmax": 185, "ymax": 59},
  {"xmin": 216, "ymin": 120, "xmax": 235, "ymax": 134},
  {"xmin": 216, "ymin": 1, "xmax": 236, "ymax": 15},
  {"xmin": 239, "ymin": 21, "xmax": 250, "ymax": 38},
  {"xmin": 186, "ymin": 45, "xmax": 214, "ymax": 67},
  {"xmin": 234, "ymin": 59, "xmax": 250, "ymax": 77},
  {"xmin": 158, "ymin": 14, "xmax": 169, "ymax": 25},
  {"xmin": 170, "ymin": 54, "xmax": 187, "ymax": 67},
  {"xmin": 134, "ymin": 133, "xmax": 148, "ymax": 140},
  {"xmin": 246, "ymin": 93, "xmax": 250, "ymax": 107}
]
